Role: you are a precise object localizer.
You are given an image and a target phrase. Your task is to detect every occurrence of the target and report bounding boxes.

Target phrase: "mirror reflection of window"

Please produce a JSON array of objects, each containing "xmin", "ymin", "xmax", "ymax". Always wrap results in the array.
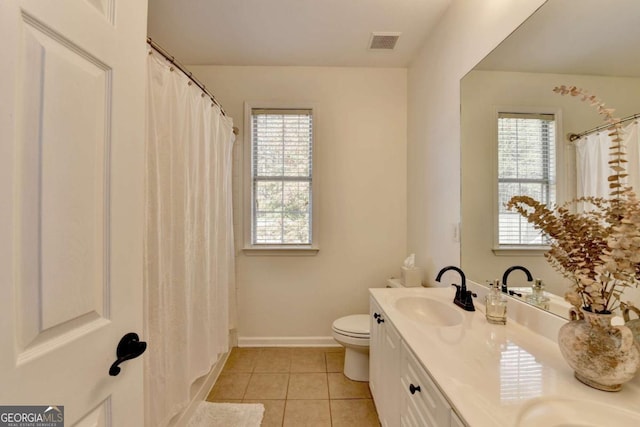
[
  {"xmin": 499, "ymin": 340, "xmax": 546, "ymax": 403},
  {"xmin": 497, "ymin": 112, "xmax": 556, "ymax": 246}
]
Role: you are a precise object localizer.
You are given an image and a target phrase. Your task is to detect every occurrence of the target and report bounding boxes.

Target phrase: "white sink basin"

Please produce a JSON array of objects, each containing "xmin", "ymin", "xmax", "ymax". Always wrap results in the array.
[
  {"xmin": 394, "ymin": 296, "xmax": 464, "ymax": 327},
  {"xmin": 516, "ymin": 396, "xmax": 640, "ymax": 427}
]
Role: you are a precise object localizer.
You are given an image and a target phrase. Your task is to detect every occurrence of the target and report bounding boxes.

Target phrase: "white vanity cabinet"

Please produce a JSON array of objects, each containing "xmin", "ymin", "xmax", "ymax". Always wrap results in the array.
[
  {"xmin": 370, "ymin": 287, "xmax": 640, "ymax": 426},
  {"xmin": 370, "ymin": 297, "xmax": 401, "ymax": 427},
  {"xmin": 370, "ymin": 296, "xmax": 467, "ymax": 427}
]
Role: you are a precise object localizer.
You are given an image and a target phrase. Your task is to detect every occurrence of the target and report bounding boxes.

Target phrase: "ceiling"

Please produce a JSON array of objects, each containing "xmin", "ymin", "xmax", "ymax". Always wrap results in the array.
[
  {"xmin": 147, "ymin": 0, "xmax": 452, "ymax": 67},
  {"xmin": 475, "ymin": 0, "xmax": 640, "ymax": 77}
]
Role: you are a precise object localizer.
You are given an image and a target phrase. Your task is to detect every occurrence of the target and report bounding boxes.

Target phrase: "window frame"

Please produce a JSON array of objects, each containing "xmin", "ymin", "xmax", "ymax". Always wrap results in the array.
[
  {"xmin": 492, "ymin": 106, "xmax": 564, "ymax": 255},
  {"xmin": 242, "ymin": 101, "xmax": 319, "ymax": 255}
]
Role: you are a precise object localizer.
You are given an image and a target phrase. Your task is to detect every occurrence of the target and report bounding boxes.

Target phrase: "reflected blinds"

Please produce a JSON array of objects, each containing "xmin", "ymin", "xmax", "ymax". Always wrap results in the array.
[
  {"xmin": 251, "ymin": 109, "xmax": 313, "ymax": 244},
  {"xmin": 498, "ymin": 112, "xmax": 556, "ymax": 245}
]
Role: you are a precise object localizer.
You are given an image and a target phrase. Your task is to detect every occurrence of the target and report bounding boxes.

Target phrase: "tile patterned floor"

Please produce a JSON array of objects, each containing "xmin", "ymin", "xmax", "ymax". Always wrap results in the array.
[{"xmin": 206, "ymin": 347, "xmax": 381, "ymax": 427}]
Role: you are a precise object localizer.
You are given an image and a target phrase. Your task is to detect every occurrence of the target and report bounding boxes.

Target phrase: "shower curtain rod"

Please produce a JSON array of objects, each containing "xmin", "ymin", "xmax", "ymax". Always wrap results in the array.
[
  {"xmin": 568, "ymin": 112, "xmax": 640, "ymax": 142},
  {"xmin": 147, "ymin": 37, "xmax": 239, "ymax": 135}
]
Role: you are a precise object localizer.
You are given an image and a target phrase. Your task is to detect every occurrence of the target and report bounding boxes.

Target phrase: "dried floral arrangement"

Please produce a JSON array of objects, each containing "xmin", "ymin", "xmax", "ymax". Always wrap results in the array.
[{"xmin": 506, "ymin": 86, "xmax": 640, "ymax": 314}]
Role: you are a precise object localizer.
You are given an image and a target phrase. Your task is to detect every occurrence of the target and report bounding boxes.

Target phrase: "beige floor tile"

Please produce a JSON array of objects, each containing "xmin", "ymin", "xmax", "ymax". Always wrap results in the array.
[
  {"xmin": 291, "ymin": 352, "xmax": 326, "ymax": 373},
  {"xmin": 292, "ymin": 346, "xmax": 342, "ymax": 353},
  {"xmin": 232, "ymin": 346, "xmax": 263, "ymax": 355},
  {"xmin": 243, "ymin": 399, "xmax": 285, "ymax": 427},
  {"xmin": 261, "ymin": 347, "xmax": 293, "ymax": 357},
  {"xmin": 287, "ymin": 373, "xmax": 329, "ymax": 399},
  {"xmin": 230, "ymin": 347, "xmax": 263, "ymax": 358},
  {"xmin": 327, "ymin": 373, "xmax": 372, "ymax": 399},
  {"xmin": 322, "ymin": 346, "xmax": 344, "ymax": 353},
  {"xmin": 207, "ymin": 348, "xmax": 378, "ymax": 427},
  {"xmin": 291, "ymin": 347, "xmax": 331, "ymax": 355},
  {"xmin": 254, "ymin": 351, "xmax": 291, "ymax": 373},
  {"xmin": 244, "ymin": 373, "xmax": 289, "ymax": 399},
  {"xmin": 223, "ymin": 347, "xmax": 260, "ymax": 373},
  {"xmin": 206, "ymin": 372, "xmax": 251, "ymax": 400},
  {"xmin": 325, "ymin": 352, "xmax": 345, "ymax": 373},
  {"xmin": 283, "ymin": 400, "xmax": 331, "ymax": 427},
  {"xmin": 330, "ymin": 399, "xmax": 380, "ymax": 427}
]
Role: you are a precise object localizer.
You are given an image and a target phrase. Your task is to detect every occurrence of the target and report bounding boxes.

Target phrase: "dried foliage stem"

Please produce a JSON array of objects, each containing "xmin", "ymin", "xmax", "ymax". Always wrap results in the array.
[
  {"xmin": 553, "ymin": 85, "xmax": 628, "ymax": 203},
  {"xmin": 506, "ymin": 86, "xmax": 640, "ymax": 314}
]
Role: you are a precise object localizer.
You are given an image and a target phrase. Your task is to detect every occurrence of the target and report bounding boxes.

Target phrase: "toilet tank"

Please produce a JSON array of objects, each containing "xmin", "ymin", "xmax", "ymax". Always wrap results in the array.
[{"xmin": 387, "ymin": 278, "xmax": 405, "ymax": 288}]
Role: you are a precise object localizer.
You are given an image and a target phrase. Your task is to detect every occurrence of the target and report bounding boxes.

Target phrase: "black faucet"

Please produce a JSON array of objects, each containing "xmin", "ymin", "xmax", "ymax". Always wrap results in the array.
[
  {"xmin": 501, "ymin": 266, "xmax": 533, "ymax": 296},
  {"xmin": 435, "ymin": 266, "xmax": 476, "ymax": 311}
]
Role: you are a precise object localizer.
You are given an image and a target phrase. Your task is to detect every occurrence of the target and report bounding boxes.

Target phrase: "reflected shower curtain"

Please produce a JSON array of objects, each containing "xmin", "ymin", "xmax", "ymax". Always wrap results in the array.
[
  {"xmin": 576, "ymin": 120, "xmax": 640, "ymax": 199},
  {"xmin": 144, "ymin": 49, "xmax": 236, "ymax": 427}
]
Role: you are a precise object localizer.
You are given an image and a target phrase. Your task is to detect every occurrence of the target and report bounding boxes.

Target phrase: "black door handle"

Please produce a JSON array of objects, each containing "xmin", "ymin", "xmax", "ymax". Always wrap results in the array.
[
  {"xmin": 109, "ymin": 332, "xmax": 147, "ymax": 376},
  {"xmin": 409, "ymin": 384, "xmax": 421, "ymax": 394}
]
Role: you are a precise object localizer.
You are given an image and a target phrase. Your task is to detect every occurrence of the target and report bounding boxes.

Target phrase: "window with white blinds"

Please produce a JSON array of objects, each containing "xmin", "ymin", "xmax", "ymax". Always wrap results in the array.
[
  {"xmin": 498, "ymin": 112, "xmax": 556, "ymax": 246},
  {"xmin": 250, "ymin": 108, "xmax": 313, "ymax": 245}
]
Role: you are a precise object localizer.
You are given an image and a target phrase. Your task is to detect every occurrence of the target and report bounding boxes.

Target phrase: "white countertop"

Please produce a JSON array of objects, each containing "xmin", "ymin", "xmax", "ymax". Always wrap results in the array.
[{"xmin": 370, "ymin": 285, "xmax": 640, "ymax": 427}]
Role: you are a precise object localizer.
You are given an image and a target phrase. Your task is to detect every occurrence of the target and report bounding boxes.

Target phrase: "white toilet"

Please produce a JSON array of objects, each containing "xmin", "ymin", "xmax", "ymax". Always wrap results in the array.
[
  {"xmin": 332, "ymin": 278, "xmax": 410, "ymax": 381},
  {"xmin": 332, "ymin": 314, "xmax": 370, "ymax": 381}
]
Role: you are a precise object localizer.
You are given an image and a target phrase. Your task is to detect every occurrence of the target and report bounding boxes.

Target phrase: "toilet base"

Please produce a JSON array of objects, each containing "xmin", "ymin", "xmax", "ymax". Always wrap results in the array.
[{"xmin": 343, "ymin": 346, "xmax": 369, "ymax": 382}]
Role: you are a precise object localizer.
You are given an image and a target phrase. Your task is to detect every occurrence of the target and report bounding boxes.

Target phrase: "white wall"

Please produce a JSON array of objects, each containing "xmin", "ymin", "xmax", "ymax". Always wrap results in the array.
[
  {"xmin": 406, "ymin": 0, "xmax": 547, "ymax": 284},
  {"xmin": 461, "ymin": 70, "xmax": 640, "ymax": 295},
  {"xmin": 190, "ymin": 66, "xmax": 407, "ymax": 342},
  {"xmin": 187, "ymin": 0, "xmax": 549, "ymax": 341}
]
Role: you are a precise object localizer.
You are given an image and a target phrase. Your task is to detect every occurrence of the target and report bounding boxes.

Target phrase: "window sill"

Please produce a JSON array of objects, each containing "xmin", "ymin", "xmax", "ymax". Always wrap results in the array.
[
  {"xmin": 242, "ymin": 246, "xmax": 319, "ymax": 256},
  {"xmin": 492, "ymin": 246, "xmax": 549, "ymax": 256}
]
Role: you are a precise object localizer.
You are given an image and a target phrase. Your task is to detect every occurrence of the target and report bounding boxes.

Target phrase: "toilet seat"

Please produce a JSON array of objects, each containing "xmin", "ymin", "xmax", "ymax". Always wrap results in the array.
[
  {"xmin": 332, "ymin": 314, "xmax": 370, "ymax": 381},
  {"xmin": 332, "ymin": 314, "xmax": 370, "ymax": 338}
]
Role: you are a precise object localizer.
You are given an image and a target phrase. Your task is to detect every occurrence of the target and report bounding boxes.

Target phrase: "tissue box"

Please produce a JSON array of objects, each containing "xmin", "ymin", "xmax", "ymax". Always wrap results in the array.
[{"xmin": 401, "ymin": 266, "xmax": 422, "ymax": 287}]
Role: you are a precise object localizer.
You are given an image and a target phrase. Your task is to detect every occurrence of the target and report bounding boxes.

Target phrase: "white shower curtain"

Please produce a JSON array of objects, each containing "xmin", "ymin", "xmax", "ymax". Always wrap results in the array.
[
  {"xmin": 144, "ymin": 49, "xmax": 236, "ymax": 427},
  {"xmin": 576, "ymin": 120, "xmax": 640, "ymax": 199}
]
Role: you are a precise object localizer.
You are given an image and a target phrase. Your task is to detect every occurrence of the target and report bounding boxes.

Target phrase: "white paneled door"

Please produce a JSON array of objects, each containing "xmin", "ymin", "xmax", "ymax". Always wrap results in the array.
[{"xmin": 0, "ymin": 1, "xmax": 147, "ymax": 426}]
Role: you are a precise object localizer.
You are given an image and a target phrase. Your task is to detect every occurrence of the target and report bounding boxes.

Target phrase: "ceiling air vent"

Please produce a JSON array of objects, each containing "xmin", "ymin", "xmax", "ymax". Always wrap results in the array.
[{"xmin": 368, "ymin": 32, "xmax": 401, "ymax": 50}]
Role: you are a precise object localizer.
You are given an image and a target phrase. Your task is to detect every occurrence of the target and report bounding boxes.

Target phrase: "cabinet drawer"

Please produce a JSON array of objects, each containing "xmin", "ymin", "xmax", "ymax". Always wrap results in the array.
[{"xmin": 401, "ymin": 342, "xmax": 451, "ymax": 427}]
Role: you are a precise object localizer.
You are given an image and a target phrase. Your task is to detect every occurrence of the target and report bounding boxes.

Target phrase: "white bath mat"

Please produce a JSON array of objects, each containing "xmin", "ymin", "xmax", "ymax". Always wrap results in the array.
[{"xmin": 186, "ymin": 401, "xmax": 264, "ymax": 427}]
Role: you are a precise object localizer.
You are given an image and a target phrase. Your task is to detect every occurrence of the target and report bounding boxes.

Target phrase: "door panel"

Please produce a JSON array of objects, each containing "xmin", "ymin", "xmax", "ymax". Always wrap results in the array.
[
  {"xmin": 0, "ymin": 1, "xmax": 147, "ymax": 425},
  {"xmin": 74, "ymin": 398, "xmax": 111, "ymax": 427},
  {"xmin": 18, "ymin": 13, "xmax": 110, "ymax": 350},
  {"xmin": 84, "ymin": 0, "xmax": 115, "ymax": 24}
]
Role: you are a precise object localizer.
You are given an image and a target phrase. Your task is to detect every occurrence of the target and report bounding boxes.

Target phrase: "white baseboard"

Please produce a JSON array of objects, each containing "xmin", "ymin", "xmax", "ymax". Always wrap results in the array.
[{"xmin": 238, "ymin": 336, "xmax": 340, "ymax": 347}]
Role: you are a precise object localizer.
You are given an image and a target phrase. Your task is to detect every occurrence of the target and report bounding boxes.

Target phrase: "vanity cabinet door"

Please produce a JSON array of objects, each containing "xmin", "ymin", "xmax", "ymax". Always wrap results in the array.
[
  {"xmin": 370, "ymin": 297, "xmax": 401, "ymax": 427},
  {"xmin": 381, "ymin": 312, "xmax": 401, "ymax": 425},
  {"xmin": 400, "ymin": 341, "xmax": 451, "ymax": 427},
  {"xmin": 369, "ymin": 298, "xmax": 383, "ymax": 405}
]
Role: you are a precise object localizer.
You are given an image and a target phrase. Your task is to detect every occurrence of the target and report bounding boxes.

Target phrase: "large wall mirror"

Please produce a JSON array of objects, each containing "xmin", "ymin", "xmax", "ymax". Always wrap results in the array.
[{"xmin": 461, "ymin": 0, "xmax": 640, "ymax": 318}]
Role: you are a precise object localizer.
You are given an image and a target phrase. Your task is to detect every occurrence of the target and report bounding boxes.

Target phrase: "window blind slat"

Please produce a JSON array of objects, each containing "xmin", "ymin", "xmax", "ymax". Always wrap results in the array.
[{"xmin": 499, "ymin": 112, "xmax": 555, "ymax": 121}]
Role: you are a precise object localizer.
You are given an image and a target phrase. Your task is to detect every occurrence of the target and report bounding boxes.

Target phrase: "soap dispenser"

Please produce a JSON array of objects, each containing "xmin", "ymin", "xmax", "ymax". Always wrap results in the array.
[
  {"xmin": 485, "ymin": 279, "xmax": 507, "ymax": 325},
  {"xmin": 526, "ymin": 278, "xmax": 550, "ymax": 310}
]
